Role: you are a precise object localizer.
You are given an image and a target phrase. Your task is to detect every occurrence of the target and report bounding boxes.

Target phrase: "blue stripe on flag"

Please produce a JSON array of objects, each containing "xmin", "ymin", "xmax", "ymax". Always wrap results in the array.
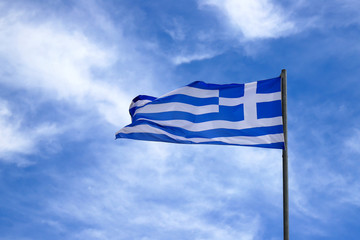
[
  {"xmin": 132, "ymin": 95, "xmax": 157, "ymax": 102},
  {"xmin": 219, "ymin": 105, "xmax": 244, "ymax": 121},
  {"xmin": 132, "ymin": 109, "xmax": 245, "ymax": 123},
  {"xmin": 151, "ymin": 94, "xmax": 219, "ymax": 106},
  {"xmin": 257, "ymin": 100, "xmax": 282, "ymax": 119},
  {"xmin": 219, "ymin": 85, "xmax": 244, "ymax": 98},
  {"xmin": 256, "ymin": 77, "xmax": 281, "ymax": 94},
  {"xmin": 130, "ymin": 94, "xmax": 218, "ymax": 112},
  {"xmin": 115, "ymin": 132, "xmax": 284, "ymax": 149},
  {"xmin": 187, "ymin": 81, "xmax": 237, "ymax": 90}
]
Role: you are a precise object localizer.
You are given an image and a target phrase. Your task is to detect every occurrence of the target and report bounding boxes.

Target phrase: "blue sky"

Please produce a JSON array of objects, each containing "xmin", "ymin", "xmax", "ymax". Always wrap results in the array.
[{"xmin": 1, "ymin": 0, "xmax": 360, "ymax": 239}]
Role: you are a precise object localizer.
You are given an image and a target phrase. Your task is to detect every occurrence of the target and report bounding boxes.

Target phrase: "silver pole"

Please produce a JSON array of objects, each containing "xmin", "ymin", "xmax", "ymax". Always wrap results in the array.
[{"xmin": 281, "ymin": 69, "xmax": 289, "ymax": 240}]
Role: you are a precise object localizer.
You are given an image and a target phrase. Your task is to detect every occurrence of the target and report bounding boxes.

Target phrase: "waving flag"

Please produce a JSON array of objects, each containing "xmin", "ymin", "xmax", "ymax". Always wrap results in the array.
[{"xmin": 116, "ymin": 77, "xmax": 284, "ymax": 149}]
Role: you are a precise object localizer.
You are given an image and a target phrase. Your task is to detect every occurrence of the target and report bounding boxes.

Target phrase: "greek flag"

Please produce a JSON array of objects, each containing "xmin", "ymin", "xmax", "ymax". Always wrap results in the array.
[{"xmin": 116, "ymin": 77, "xmax": 284, "ymax": 149}]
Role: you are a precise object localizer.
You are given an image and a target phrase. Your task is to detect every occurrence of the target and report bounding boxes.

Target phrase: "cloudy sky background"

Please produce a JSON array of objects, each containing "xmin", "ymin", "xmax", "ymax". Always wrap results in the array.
[{"xmin": 1, "ymin": 0, "xmax": 360, "ymax": 239}]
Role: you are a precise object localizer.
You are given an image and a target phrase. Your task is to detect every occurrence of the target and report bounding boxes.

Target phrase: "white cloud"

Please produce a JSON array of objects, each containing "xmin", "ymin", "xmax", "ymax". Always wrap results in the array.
[
  {"xmin": 131, "ymin": 208, "xmax": 259, "ymax": 240},
  {"xmin": 0, "ymin": 100, "xmax": 60, "ymax": 165},
  {"xmin": 199, "ymin": 0, "xmax": 295, "ymax": 39},
  {"xmin": 0, "ymin": 101, "xmax": 33, "ymax": 156},
  {"xmin": 287, "ymin": 141, "xmax": 360, "ymax": 236},
  {"xmin": 0, "ymin": 4, "xmax": 173, "ymax": 166},
  {"xmin": 345, "ymin": 129, "xmax": 360, "ymax": 154},
  {"xmin": 42, "ymin": 142, "xmax": 283, "ymax": 239},
  {"xmin": 0, "ymin": 14, "xmax": 131, "ymax": 126},
  {"xmin": 163, "ymin": 18, "xmax": 186, "ymax": 41},
  {"xmin": 0, "ymin": 5, "xmax": 165, "ymax": 129},
  {"xmin": 172, "ymin": 51, "xmax": 219, "ymax": 65}
]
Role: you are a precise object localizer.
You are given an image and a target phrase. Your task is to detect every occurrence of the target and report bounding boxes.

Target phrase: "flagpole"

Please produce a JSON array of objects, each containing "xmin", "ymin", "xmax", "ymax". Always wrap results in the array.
[{"xmin": 281, "ymin": 69, "xmax": 289, "ymax": 240}]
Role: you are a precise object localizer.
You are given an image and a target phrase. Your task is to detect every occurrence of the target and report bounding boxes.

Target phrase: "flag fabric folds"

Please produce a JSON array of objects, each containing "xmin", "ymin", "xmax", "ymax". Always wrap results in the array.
[{"xmin": 116, "ymin": 77, "xmax": 284, "ymax": 149}]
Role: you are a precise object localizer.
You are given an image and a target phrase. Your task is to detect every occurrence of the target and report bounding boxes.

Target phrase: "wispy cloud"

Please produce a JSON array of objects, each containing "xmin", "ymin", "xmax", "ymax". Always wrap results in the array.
[
  {"xmin": 286, "ymin": 100, "xmax": 360, "ymax": 235},
  {"xmin": 0, "ymin": 12, "xmax": 131, "ymax": 126},
  {"xmin": 344, "ymin": 129, "xmax": 360, "ymax": 154},
  {"xmin": 0, "ymin": 100, "xmax": 60, "ymax": 166},
  {"xmin": 172, "ymin": 51, "xmax": 219, "ymax": 65},
  {"xmin": 40, "ymin": 142, "xmax": 282, "ymax": 239},
  {"xmin": 199, "ymin": 0, "xmax": 296, "ymax": 40},
  {"xmin": 0, "ymin": 2, "xmax": 172, "ymax": 165}
]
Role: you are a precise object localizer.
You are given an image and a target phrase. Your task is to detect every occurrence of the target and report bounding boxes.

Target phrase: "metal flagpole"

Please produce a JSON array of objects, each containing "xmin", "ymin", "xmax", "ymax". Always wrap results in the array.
[{"xmin": 281, "ymin": 69, "xmax": 289, "ymax": 240}]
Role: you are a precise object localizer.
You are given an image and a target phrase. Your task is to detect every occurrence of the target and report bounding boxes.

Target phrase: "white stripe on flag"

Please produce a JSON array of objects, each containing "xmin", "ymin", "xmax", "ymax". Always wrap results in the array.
[
  {"xmin": 118, "ymin": 124, "xmax": 284, "ymax": 145},
  {"xmin": 160, "ymin": 86, "xmax": 219, "ymax": 98}
]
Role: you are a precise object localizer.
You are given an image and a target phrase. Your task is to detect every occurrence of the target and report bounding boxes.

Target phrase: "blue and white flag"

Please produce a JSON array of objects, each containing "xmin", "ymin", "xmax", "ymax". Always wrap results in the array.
[{"xmin": 116, "ymin": 77, "xmax": 284, "ymax": 149}]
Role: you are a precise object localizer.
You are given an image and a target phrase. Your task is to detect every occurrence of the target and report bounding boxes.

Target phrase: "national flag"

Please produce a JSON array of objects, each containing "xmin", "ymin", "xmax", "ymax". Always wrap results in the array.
[{"xmin": 116, "ymin": 77, "xmax": 284, "ymax": 149}]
